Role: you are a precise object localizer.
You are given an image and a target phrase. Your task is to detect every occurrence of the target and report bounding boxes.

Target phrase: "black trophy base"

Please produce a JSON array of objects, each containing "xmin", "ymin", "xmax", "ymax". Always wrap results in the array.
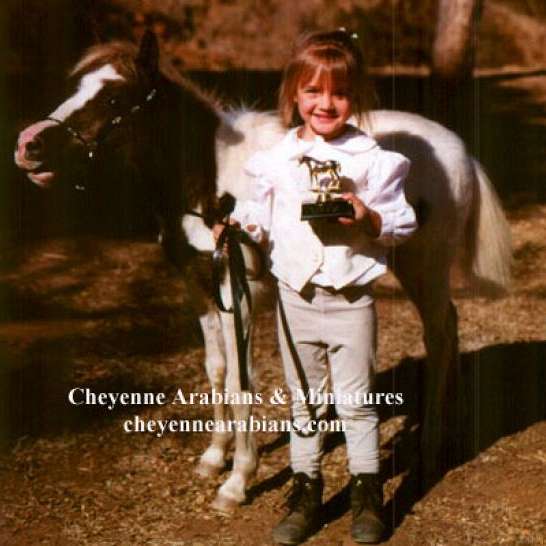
[{"xmin": 301, "ymin": 199, "xmax": 355, "ymax": 221}]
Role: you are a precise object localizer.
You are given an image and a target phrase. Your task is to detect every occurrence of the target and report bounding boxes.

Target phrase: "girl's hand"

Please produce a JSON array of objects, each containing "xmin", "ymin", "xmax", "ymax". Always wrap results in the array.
[
  {"xmin": 212, "ymin": 218, "xmax": 241, "ymax": 242},
  {"xmin": 212, "ymin": 223, "xmax": 226, "ymax": 243},
  {"xmin": 338, "ymin": 192, "xmax": 382, "ymax": 238}
]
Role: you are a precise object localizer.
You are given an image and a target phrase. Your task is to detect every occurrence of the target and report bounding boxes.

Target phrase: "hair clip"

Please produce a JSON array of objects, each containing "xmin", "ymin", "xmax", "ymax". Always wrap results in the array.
[{"xmin": 337, "ymin": 27, "xmax": 359, "ymax": 40}]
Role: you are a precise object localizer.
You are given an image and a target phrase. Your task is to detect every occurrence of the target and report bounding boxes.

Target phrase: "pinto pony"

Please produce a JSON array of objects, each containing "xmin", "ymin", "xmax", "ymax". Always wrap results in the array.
[{"xmin": 14, "ymin": 33, "xmax": 511, "ymax": 512}]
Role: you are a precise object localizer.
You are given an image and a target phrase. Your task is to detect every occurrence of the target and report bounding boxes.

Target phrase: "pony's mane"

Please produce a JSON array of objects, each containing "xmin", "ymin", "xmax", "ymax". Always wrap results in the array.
[
  {"xmin": 70, "ymin": 40, "xmax": 221, "ymax": 113},
  {"xmin": 70, "ymin": 41, "xmax": 139, "ymax": 80}
]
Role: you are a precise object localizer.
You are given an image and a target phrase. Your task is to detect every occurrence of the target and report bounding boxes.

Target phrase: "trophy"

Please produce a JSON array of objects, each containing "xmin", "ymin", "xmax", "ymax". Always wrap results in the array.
[{"xmin": 300, "ymin": 156, "xmax": 354, "ymax": 221}]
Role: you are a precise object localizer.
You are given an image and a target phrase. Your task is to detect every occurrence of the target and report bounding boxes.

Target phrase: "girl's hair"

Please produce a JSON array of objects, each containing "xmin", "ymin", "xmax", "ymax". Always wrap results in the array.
[{"xmin": 278, "ymin": 29, "xmax": 375, "ymax": 128}]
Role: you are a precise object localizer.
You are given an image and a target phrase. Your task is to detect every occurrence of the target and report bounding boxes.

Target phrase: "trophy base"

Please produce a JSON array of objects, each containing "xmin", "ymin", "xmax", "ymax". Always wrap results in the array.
[{"xmin": 301, "ymin": 199, "xmax": 354, "ymax": 221}]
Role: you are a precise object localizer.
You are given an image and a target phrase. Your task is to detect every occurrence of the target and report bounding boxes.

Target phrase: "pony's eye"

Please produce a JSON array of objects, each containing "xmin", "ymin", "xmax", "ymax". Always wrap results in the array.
[{"xmin": 108, "ymin": 97, "xmax": 118, "ymax": 107}]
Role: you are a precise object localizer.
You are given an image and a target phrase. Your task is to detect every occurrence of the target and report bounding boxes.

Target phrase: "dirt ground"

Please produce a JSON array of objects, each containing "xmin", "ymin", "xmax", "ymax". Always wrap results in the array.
[{"xmin": 0, "ymin": 198, "xmax": 545, "ymax": 545}]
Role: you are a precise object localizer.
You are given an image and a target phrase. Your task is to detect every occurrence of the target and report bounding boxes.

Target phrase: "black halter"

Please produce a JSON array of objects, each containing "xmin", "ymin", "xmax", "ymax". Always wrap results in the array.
[{"xmin": 46, "ymin": 88, "xmax": 157, "ymax": 189}]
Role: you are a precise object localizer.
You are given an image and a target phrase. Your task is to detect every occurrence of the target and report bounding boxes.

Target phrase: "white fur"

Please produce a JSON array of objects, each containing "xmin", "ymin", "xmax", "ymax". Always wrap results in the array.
[
  {"xmin": 471, "ymin": 160, "xmax": 512, "ymax": 288},
  {"xmin": 49, "ymin": 64, "xmax": 124, "ymax": 121},
  {"xmin": 216, "ymin": 110, "xmax": 285, "ymax": 200}
]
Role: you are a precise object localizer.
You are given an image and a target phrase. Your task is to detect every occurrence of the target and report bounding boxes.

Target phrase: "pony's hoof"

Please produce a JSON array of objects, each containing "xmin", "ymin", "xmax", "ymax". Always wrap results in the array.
[
  {"xmin": 210, "ymin": 493, "xmax": 240, "ymax": 514},
  {"xmin": 195, "ymin": 460, "xmax": 225, "ymax": 479}
]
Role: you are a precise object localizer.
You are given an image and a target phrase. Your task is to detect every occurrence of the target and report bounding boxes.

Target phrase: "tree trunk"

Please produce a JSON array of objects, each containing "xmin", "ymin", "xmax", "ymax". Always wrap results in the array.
[
  {"xmin": 432, "ymin": 0, "xmax": 482, "ymax": 81},
  {"xmin": 422, "ymin": 0, "xmax": 484, "ymax": 479},
  {"xmin": 429, "ymin": 0, "xmax": 483, "ymax": 145}
]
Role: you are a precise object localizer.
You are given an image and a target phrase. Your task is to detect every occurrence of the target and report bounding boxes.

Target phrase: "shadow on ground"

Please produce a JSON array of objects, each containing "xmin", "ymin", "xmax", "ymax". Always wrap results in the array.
[
  {"xmin": 336, "ymin": 341, "xmax": 545, "ymax": 538},
  {"xmin": 245, "ymin": 340, "xmax": 546, "ymax": 538},
  {"xmin": 0, "ymin": 245, "xmax": 205, "ymax": 447}
]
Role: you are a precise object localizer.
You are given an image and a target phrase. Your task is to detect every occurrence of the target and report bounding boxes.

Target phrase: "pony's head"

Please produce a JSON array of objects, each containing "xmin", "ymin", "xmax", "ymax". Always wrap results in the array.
[{"xmin": 14, "ymin": 32, "xmax": 161, "ymax": 188}]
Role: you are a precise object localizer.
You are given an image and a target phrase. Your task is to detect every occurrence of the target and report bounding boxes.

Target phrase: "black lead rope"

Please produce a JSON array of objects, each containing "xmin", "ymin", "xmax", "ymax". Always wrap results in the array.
[
  {"xmin": 187, "ymin": 192, "xmax": 266, "ymax": 397},
  {"xmin": 276, "ymin": 288, "xmax": 319, "ymax": 438},
  {"xmin": 207, "ymin": 197, "xmax": 315, "ymax": 433},
  {"xmin": 212, "ymin": 223, "xmax": 254, "ymax": 392},
  {"xmin": 208, "ymin": 192, "xmax": 263, "ymax": 394}
]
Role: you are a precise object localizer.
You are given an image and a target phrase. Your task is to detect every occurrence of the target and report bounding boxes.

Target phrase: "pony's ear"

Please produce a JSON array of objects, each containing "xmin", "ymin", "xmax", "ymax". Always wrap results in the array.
[{"xmin": 136, "ymin": 30, "xmax": 160, "ymax": 80}]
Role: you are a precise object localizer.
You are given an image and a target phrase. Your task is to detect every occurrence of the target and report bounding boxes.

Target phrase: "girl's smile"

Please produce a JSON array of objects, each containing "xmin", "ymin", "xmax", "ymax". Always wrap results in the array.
[{"xmin": 296, "ymin": 70, "xmax": 353, "ymax": 141}]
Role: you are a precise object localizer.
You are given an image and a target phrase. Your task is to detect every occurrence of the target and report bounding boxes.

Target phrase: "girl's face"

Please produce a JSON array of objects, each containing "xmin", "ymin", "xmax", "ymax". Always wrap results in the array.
[{"xmin": 295, "ymin": 68, "xmax": 353, "ymax": 141}]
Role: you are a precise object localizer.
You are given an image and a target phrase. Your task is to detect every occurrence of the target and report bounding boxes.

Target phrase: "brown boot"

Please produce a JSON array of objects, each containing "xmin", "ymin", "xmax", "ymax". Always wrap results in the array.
[
  {"xmin": 350, "ymin": 473, "xmax": 385, "ymax": 544},
  {"xmin": 272, "ymin": 473, "xmax": 323, "ymax": 545}
]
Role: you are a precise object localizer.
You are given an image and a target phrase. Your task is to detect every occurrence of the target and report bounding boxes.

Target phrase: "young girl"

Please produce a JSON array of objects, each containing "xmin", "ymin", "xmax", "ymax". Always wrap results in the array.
[{"xmin": 215, "ymin": 29, "xmax": 417, "ymax": 544}]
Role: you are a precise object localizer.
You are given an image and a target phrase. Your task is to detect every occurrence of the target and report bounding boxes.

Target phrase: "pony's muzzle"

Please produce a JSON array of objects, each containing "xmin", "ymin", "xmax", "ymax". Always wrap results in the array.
[
  {"xmin": 15, "ymin": 119, "xmax": 58, "ymax": 171},
  {"xmin": 23, "ymin": 135, "xmax": 44, "ymax": 161}
]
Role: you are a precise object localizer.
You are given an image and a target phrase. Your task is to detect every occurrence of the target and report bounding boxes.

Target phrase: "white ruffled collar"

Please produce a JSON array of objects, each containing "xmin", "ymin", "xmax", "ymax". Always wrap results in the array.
[{"xmin": 283, "ymin": 124, "xmax": 378, "ymax": 160}]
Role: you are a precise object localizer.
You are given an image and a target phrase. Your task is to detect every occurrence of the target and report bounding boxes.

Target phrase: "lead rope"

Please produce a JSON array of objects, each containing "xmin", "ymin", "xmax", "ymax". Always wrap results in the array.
[
  {"xmin": 210, "ymin": 193, "xmax": 267, "ymax": 394},
  {"xmin": 212, "ymin": 221, "xmax": 253, "ymax": 392},
  {"xmin": 276, "ymin": 288, "xmax": 319, "ymax": 438},
  {"xmin": 207, "ymin": 198, "xmax": 315, "ymax": 434}
]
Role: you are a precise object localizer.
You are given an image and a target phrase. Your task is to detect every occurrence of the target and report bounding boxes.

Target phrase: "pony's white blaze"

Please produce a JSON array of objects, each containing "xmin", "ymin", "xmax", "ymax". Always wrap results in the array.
[
  {"xmin": 14, "ymin": 64, "xmax": 125, "ymax": 188},
  {"xmin": 49, "ymin": 64, "xmax": 124, "ymax": 121}
]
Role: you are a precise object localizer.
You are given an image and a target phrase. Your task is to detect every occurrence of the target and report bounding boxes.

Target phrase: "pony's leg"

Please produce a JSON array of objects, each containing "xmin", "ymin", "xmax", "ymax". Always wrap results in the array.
[
  {"xmin": 211, "ymin": 310, "xmax": 258, "ymax": 513},
  {"xmin": 392, "ymin": 244, "xmax": 460, "ymax": 484},
  {"xmin": 195, "ymin": 309, "xmax": 233, "ymax": 478}
]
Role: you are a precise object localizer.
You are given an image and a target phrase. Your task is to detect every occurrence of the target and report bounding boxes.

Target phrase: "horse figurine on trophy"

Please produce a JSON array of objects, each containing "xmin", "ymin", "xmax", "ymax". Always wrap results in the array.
[{"xmin": 299, "ymin": 155, "xmax": 355, "ymax": 220}]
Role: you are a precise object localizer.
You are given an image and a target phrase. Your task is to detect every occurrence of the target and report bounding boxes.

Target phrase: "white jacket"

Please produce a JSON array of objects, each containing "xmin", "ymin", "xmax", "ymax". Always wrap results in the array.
[{"xmin": 232, "ymin": 125, "xmax": 417, "ymax": 292}]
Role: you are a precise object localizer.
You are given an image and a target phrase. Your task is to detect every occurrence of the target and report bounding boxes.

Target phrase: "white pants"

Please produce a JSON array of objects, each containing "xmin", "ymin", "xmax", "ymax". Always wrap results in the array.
[{"xmin": 277, "ymin": 281, "xmax": 379, "ymax": 478}]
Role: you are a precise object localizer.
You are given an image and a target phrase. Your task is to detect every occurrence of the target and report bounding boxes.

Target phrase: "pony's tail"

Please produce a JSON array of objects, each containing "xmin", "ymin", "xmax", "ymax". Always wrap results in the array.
[{"xmin": 464, "ymin": 159, "xmax": 512, "ymax": 295}]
